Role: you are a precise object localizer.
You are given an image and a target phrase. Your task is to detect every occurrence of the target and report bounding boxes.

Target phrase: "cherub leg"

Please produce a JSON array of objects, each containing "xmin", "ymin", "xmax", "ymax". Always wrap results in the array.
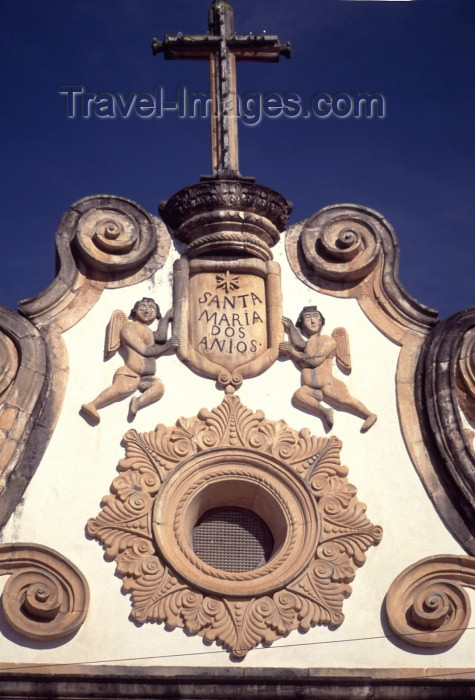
[
  {"xmin": 292, "ymin": 386, "xmax": 334, "ymax": 431},
  {"xmin": 129, "ymin": 377, "xmax": 165, "ymax": 418},
  {"xmin": 323, "ymin": 380, "xmax": 377, "ymax": 433},
  {"xmin": 81, "ymin": 373, "xmax": 139, "ymax": 423}
]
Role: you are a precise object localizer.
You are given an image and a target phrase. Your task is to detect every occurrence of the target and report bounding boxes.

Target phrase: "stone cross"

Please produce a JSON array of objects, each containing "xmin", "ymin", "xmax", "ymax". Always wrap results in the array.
[{"xmin": 152, "ymin": 0, "xmax": 290, "ymax": 178}]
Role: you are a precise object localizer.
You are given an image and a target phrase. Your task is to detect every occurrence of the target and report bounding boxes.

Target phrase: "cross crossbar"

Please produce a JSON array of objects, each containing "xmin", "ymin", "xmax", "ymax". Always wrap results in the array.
[{"xmin": 152, "ymin": 0, "xmax": 290, "ymax": 178}]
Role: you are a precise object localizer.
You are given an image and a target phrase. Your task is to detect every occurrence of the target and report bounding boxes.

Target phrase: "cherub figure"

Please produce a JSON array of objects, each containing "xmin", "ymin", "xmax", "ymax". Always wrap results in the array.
[
  {"xmin": 279, "ymin": 306, "xmax": 377, "ymax": 433},
  {"xmin": 81, "ymin": 297, "xmax": 179, "ymax": 424}
]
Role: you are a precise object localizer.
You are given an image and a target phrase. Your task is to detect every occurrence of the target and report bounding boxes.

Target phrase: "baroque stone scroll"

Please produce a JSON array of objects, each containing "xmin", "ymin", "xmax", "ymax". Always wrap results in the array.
[
  {"xmin": 385, "ymin": 555, "xmax": 475, "ymax": 649},
  {"xmin": 0, "ymin": 543, "xmax": 89, "ymax": 641}
]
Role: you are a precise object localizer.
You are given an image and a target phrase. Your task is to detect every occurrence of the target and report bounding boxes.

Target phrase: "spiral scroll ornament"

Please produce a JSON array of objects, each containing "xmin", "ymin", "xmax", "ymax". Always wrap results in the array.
[
  {"xmin": 385, "ymin": 555, "xmax": 475, "ymax": 648},
  {"xmin": 300, "ymin": 205, "xmax": 383, "ymax": 282},
  {"xmin": 87, "ymin": 394, "xmax": 382, "ymax": 658},
  {"xmin": 74, "ymin": 199, "xmax": 157, "ymax": 272},
  {"xmin": 0, "ymin": 543, "xmax": 89, "ymax": 641}
]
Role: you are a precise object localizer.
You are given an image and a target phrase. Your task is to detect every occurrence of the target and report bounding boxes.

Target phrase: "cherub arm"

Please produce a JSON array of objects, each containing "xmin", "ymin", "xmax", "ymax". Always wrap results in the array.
[
  {"xmin": 154, "ymin": 308, "xmax": 174, "ymax": 344},
  {"xmin": 282, "ymin": 317, "xmax": 306, "ymax": 350},
  {"xmin": 279, "ymin": 341, "xmax": 329, "ymax": 369},
  {"xmin": 120, "ymin": 323, "xmax": 179, "ymax": 358},
  {"xmin": 148, "ymin": 335, "xmax": 180, "ymax": 358},
  {"xmin": 281, "ymin": 328, "xmax": 336, "ymax": 370}
]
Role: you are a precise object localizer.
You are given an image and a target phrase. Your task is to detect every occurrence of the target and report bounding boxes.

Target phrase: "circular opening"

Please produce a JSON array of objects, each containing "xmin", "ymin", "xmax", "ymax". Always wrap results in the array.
[
  {"xmin": 181, "ymin": 479, "xmax": 288, "ymax": 558},
  {"xmin": 192, "ymin": 507, "xmax": 274, "ymax": 572},
  {"xmin": 152, "ymin": 451, "xmax": 321, "ymax": 596}
]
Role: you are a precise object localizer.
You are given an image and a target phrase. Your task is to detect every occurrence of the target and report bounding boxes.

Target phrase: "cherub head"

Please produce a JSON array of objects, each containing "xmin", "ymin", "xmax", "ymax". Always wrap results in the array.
[
  {"xmin": 130, "ymin": 298, "xmax": 161, "ymax": 325},
  {"xmin": 296, "ymin": 306, "xmax": 325, "ymax": 337}
]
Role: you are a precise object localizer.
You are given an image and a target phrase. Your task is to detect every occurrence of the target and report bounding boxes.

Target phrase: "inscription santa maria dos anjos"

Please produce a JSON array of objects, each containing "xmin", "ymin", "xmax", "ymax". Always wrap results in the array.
[{"xmin": 189, "ymin": 272, "xmax": 267, "ymax": 371}]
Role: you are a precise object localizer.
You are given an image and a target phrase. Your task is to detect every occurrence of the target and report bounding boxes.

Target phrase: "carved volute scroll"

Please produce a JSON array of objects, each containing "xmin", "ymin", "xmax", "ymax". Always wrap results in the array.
[
  {"xmin": 81, "ymin": 298, "xmax": 179, "ymax": 424},
  {"xmin": 19, "ymin": 195, "xmax": 170, "ymax": 324},
  {"xmin": 385, "ymin": 555, "xmax": 475, "ymax": 649},
  {"xmin": 74, "ymin": 201, "xmax": 156, "ymax": 273},
  {"xmin": 286, "ymin": 203, "xmax": 438, "ymax": 336},
  {"xmin": 87, "ymin": 395, "xmax": 382, "ymax": 659},
  {"xmin": 279, "ymin": 306, "xmax": 377, "ymax": 433},
  {"xmin": 0, "ymin": 543, "xmax": 89, "ymax": 641}
]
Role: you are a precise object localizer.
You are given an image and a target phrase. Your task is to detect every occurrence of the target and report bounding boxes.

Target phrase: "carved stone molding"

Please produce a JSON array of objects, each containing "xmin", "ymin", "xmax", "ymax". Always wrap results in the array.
[
  {"xmin": 0, "ymin": 308, "xmax": 48, "ymax": 528},
  {"xmin": 385, "ymin": 555, "xmax": 475, "ymax": 649},
  {"xmin": 458, "ymin": 324, "xmax": 475, "ymax": 424},
  {"xmin": 87, "ymin": 395, "xmax": 382, "ymax": 659},
  {"xmin": 185, "ymin": 229, "xmax": 273, "ymax": 262},
  {"xmin": 0, "ymin": 666, "xmax": 474, "ymax": 699},
  {"xmin": 416, "ymin": 310, "xmax": 475, "ymax": 553},
  {"xmin": 159, "ymin": 179, "xmax": 292, "ymax": 254},
  {"xmin": 0, "ymin": 333, "xmax": 18, "ymax": 402},
  {"xmin": 0, "ymin": 543, "xmax": 89, "ymax": 641},
  {"xmin": 286, "ymin": 204, "xmax": 438, "ymax": 339}
]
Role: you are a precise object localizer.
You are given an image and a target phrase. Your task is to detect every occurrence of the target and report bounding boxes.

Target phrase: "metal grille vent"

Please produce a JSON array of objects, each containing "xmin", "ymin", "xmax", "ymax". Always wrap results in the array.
[{"xmin": 192, "ymin": 507, "xmax": 274, "ymax": 572}]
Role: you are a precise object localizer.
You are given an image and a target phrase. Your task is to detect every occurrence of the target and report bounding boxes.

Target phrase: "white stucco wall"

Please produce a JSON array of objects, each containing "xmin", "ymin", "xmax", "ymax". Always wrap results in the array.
[{"xmin": 1, "ymin": 234, "xmax": 473, "ymax": 670}]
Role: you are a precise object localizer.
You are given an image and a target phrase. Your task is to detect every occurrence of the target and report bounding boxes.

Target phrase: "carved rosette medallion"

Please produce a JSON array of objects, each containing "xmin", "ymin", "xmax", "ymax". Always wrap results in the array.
[
  {"xmin": 173, "ymin": 257, "xmax": 283, "ymax": 391},
  {"xmin": 87, "ymin": 395, "xmax": 382, "ymax": 659}
]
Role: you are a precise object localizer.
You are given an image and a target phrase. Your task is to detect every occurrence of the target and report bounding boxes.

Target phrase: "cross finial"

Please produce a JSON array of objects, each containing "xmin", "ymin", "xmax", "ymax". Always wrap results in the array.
[{"xmin": 152, "ymin": 1, "xmax": 291, "ymax": 179}]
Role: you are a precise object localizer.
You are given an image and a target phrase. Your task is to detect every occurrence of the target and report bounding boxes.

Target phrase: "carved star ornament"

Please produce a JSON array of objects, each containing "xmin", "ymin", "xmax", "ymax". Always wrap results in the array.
[{"xmin": 87, "ymin": 395, "xmax": 382, "ymax": 659}]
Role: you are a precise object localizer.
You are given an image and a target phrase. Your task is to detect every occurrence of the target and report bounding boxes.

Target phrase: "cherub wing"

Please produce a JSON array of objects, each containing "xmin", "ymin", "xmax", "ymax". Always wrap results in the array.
[
  {"xmin": 104, "ymin": 310, "xmax": 128, "ymax": 359},
  {"xmin": 332, "ymin": 327, "xmax": 351, "ymax": 373}
]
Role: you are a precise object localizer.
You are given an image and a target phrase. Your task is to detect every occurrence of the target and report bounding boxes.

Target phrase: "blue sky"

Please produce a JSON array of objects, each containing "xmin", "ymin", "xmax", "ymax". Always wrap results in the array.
[{"xmin": 1, "ymin": 0, "xmax": 473, "ymax": 318}]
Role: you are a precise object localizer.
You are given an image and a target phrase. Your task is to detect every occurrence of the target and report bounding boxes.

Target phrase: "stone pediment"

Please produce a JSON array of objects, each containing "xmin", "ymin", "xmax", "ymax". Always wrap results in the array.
[
  {"xmin": 0, "ymin": 0, "xmax": 474, "ymax": 684},
  {"xmin": 0, "ymin": 191, "xmax": 473, "ymax": 664}
]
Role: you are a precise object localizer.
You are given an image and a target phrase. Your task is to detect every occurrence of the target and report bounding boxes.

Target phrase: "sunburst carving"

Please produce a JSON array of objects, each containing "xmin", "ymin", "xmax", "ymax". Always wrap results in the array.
[{"xmin": 87, "ymin": 395, "xmax": 382, "ymax": 659}]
